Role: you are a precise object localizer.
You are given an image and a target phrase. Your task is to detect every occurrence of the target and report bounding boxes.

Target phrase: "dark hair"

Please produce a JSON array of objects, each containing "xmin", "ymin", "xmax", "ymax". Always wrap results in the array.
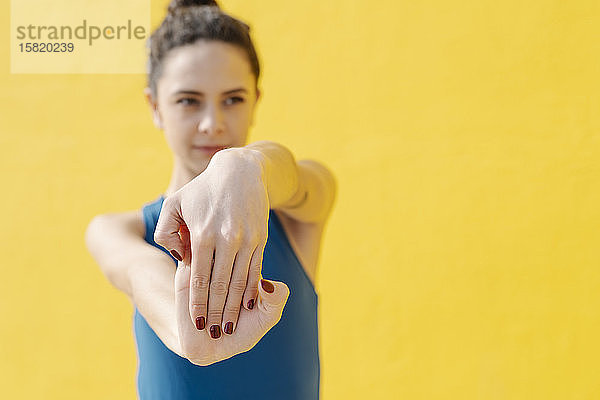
[{"xmin": 146, "ymin": 0, "xmax": 261, "ymax": 97}]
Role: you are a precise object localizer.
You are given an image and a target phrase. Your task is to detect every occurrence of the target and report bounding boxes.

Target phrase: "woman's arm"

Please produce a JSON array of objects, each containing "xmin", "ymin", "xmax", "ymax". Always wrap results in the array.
[
  {"xmin": 85, "ymin": 210, "xmax": 290, "ymax": 366},
  {"xmin": 153, "ymin": 142, "xmax": 336, "ymax": 339},
  {"xmin": 244, "ymin": 141, "xmax": 337, "ymax": 224},
  {"xmin": 84, "ymin": 211, "xmax": 181, "ymax": 356}
]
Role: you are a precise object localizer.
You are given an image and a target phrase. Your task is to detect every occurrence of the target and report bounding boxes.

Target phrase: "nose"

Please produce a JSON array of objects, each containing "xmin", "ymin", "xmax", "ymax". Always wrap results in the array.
[{"xmin": 198, "ymin": 103, "xmax": 225, "ymax": 135}]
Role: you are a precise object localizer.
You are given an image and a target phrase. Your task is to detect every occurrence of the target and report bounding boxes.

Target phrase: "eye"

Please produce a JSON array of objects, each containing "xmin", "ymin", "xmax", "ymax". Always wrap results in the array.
[
  {"xmin": 224, "ymin": 96, "xmax": 245, "ymax": 106},
  {"xmin": 177, "ymin": 98, "xmax": 199, "ymax": 106}
]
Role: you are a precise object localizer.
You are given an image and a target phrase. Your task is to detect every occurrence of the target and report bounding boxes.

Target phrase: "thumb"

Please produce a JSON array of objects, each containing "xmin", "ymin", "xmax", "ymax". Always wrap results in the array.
[
  {"xmin": 256, "ymin": 278, "xmax": 290, "ymax": 327},
  {"xmin": 154, "ymin": 195, "xmax": 186, "ymax": 263}
]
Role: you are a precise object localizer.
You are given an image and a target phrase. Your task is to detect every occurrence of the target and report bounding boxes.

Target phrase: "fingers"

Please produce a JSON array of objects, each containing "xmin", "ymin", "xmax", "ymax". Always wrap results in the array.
[
  {"xmin": 205, "ymin": 239, "xmax": 237, "ymax": 339},
  {"xmin": 242, "ymin": 238, "xmax": 267, "ymax": 312},
  {"xmin": 175, "ymin": 262, "xmax": 212, "ymax": 365},
  {"xmin": 213, "ymin": 278, "xmax": 289, "ymax": 358},
  {"xmin": 179, "ymin": 223, "xmax": 192, "ymax": 266},
  {"xmin": 189, "ymin": 236, "xmax": 215, "ymax": 334},
  {"xmin": 255, "ymin": 278, "xmax": 290, "ymax": 332},
  {"xmin": 154, "ymin": 196, "xmax": 186, "ymax": 262},
  {"xmin": 221, "ymin": 245, "xmax": 254, "ymax": 335}
]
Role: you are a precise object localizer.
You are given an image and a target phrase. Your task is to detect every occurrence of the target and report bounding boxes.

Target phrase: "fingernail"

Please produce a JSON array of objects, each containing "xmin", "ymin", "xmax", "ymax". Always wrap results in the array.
[
  {"xmin": 170, "ymin": 250, "xmax": 182, "ymax": 262},
  {"xmin": 210, "ymin": 324, "xmax": 221, "ymax": 339},
  {"xmin": 195, "ymin": 316, "xmax": 205, "ymax": 330},
  {"xmin": 247, "ymin": 299, "xmax": 254, "ymax": 310},
  {"xmin": 261, "ymin": 279, "xmax": 274, "ymax": 294},
  {"xmin": 224, "ymin": 321, "xmax": 233, "ymax": 335}
]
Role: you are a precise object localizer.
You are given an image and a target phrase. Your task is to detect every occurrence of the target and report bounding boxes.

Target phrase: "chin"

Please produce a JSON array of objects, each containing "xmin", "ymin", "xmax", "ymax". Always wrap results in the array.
[{"xmin": 184, "ymin": 159, "xmax": 209, "ymax": 176}]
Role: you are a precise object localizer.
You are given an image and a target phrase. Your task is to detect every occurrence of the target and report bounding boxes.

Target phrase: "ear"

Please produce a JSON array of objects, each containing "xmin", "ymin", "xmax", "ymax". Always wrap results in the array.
[{"xmin": 144, "ymin": 87, "xmax": 164, "ymax": 130}]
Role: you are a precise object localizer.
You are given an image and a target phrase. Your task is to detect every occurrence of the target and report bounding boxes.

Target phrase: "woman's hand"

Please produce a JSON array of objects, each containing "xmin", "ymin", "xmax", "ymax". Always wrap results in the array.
[
  {"xmin": 174, "ymin": 263, "xmax": 289, "ymax": 365},
  {"xmin": 154, "ymin": 148, "xmax": 271, "ymax": 338}
]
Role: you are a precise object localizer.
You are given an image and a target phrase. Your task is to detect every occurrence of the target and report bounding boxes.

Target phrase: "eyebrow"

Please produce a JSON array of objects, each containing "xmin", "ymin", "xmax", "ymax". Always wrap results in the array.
[{"xmin": 172, "ymin": 88, "xmax": 248, "ymax": 96}]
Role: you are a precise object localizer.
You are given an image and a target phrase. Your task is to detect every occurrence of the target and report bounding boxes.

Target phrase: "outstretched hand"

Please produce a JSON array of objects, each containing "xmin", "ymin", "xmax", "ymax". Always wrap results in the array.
[
  {"xmin": 175, "ymin": 262, "xmax": 289, "ymax": 365},
  {"xmin": 154, "ymin": 148, "xmax": 271, "ymax": 338}
]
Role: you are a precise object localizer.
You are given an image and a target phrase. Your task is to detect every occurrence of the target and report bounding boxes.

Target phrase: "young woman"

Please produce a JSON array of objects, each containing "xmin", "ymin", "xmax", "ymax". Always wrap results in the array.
[{"xmin": 85, "ymin": 0, "xmax": 336, "ymax": 399}]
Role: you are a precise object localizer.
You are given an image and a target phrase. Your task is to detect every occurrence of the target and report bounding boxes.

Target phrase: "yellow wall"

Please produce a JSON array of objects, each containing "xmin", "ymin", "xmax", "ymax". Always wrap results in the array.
[{"xmin": 1, "ymin": 0, "xmax": 599, "ymax": 398}]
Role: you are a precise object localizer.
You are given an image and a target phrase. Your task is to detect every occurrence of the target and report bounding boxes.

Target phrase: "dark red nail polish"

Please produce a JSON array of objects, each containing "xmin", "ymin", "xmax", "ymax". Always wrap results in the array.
[
  {"xmin": 247, "ymin": 299, "xmax": 254, "ymax": 310},
  {"xmin": 195, "ymin": 316, "xmax": 205, "ymax": 330},
  {"xmin": 170, "ymin": 250, "xmax": 182, "ymax": 262},
  {"xmin": 210, "ymin": 324, "xmax": 221, "ymax": 339},
  {"xmin": 224, "ymin": 322, "xmax": 233, "ymax": 335},
  {"xmin": 261, "ymin": 279, "xmax": 274, "ymax": 293}
]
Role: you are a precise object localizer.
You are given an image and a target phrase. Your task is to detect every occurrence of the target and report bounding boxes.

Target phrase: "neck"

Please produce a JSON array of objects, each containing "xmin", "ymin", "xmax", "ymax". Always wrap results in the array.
[{"xmin": 164, "ymin": 157, "xmax": 209, "ymax": 197}]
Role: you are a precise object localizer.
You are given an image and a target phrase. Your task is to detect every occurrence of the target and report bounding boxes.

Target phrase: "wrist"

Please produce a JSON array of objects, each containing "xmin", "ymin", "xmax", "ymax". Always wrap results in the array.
[
  {"xmin": 209, "ymin": 146, "xmax": 267, "ymax": 183},
  {"xmin": 241, "ymin": 141, "xmax": 300, "ymax": 208}
]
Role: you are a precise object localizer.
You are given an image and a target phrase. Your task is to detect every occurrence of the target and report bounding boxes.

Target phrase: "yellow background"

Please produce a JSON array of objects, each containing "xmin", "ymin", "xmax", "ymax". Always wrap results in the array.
[{"xmin": 1, "ymin": 0, "xmax": 599, "ymax": 398}]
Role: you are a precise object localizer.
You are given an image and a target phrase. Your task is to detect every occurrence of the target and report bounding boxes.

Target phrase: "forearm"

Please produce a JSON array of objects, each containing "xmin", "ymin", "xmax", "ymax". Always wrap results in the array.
[
  {"xmin": 85, "ymin": 215, "xmax": 181, "ymax": 356},
  {"xmin": 127, "ymin": 254, "xmax": 181, "ymax": 356}
]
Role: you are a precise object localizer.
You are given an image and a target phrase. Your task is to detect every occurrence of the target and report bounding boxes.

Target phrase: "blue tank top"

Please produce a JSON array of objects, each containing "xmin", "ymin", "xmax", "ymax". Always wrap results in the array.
[{"xmin": 133, "ymin": 194, "xmax": 320, "ymax": 399}]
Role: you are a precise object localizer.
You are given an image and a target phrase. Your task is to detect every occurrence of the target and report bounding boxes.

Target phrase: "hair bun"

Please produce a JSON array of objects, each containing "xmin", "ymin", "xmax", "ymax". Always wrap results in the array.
[{"xmin": 167, "ymin": 0, "xmax": 219, "ymax": 14}]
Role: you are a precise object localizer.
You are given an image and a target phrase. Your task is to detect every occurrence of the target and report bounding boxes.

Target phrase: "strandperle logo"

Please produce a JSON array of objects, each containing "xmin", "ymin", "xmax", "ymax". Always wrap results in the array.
[
  {"xmin": 15, "ymin": 19, "xmax": 147, "ymax": 46},
  {"xmin": 11, "ymin": 0, "xmax": 150, "ymax": 73}
]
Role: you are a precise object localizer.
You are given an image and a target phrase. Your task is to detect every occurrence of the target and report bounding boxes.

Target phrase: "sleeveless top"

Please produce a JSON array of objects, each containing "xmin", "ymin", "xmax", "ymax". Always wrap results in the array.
[{"xmin": 133, "ymin": 194, "xmax": 320, "ymax": 399}]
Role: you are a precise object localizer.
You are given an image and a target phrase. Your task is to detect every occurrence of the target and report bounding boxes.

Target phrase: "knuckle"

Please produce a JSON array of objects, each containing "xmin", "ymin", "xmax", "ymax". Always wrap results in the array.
[
  {"xmin": 249, "ymin": 256, "xmax": 263, "ymax": 269},
  {"xmin": 207, "ymin": 309, "xmax": 223, "ymax": 320},
  {"xmin": 241, "ymin": 233, "xmax": 259, "ymax": 247},
  {"xmin": 248, "ymin": 265, "xmax": 261, "ymax": 277},
  {"xmin": 229, "ymin": 279, "xmax": 247, "ymax": 293},
  {"xmin": 189, "ymin": 303, "xmax": 206, "ymax": 312},
  {"xmin": 240, "ymin": 237, "xmax": 252, "ymax": 248},
  {"xmin": 163, "ymin": 196, "xmax": 175, "ymax": 206},
  {"xmin": 161, "ymin": 197, "xmax": 174, "ymax": 210},
  {"xmin": 153, "ymin": 230, "xmax": 167, "ymax": 244},
  {"xmin": 224, "ymin": 303, "xmax": 240, "ymax": 315},
  {"xmin": 210, "ymin": 280, "xmax": 229, "ymax": 295},
  {"xmin": 190, "ymin": 275, "xmax": 210, "ymax": 291},
  {"xmin": 249, "ymin": 257, "xmax": 263, "ymax": 273},
  {"xmin": 220, "ymin": 229, "xmax": 241, "ymax": 245},
  {"xmin": 192, "ymin": 229, "xmax": 215, "ymax": 243}
]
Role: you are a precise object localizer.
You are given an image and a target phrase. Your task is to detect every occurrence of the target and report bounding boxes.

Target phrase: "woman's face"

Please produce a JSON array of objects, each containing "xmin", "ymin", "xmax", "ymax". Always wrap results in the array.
[{"xmin": 146, "ymin": 40, "xmax": 259, "ymax": 176}]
